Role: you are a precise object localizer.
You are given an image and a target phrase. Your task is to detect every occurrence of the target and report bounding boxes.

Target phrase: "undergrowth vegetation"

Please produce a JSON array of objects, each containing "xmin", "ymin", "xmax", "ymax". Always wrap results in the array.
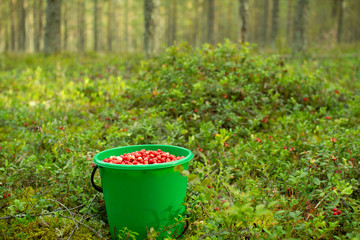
[{"xmin": 0, "ymin": 43, "xmax": 359, "ymax": 239}]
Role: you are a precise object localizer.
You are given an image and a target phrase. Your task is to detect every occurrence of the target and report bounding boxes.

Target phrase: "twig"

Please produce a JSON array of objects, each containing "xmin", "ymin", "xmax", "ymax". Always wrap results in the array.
[
  {"xmin": 0, "ymin": 205, "xmax": 84, "ymax": 220},
  {"xmin": 59, "ymin": 214, "xmax": 104, "ymax": 239},
  {"xmin": 40, "ymin": 199, "xmax": 79, "ymax": 229},
  {"xmin": 306, "ymin": 193, "xmax": 329, "ymax": 221},
  {"xmin": 198, "ymin": 202, "xmax": 211, "ymax": 219},
  {"xmin": 68, "ymin": 193, "xmax": 99, "ymax": 240}
]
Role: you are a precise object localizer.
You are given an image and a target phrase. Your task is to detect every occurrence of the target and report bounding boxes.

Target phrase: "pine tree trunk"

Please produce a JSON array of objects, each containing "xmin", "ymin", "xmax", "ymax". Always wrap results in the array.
[
  {"xmin": 33, "ymin": 0, "xmax": 41, "ymax": 52},
  {"xmin": 77, "ymin": 0, "xmax": 85, "ymax": 51},
  {"xmin": 124, "ymin": 0, "xmax": 128, "ymax": 51},
  {"xmin": 227, "ymin": 0, "xmax": 233, "ymax": 41},
  {"xmin": 114, "ymin": 0, "xmax": 120, "ymax": 51},
  {"xmin": 171, "ymin": 0, "xmax": 177, "ymax": 44},
  {"xmin": 239, "ymin": 0, "xmax": 248, "ymax": 43},
  {"xmin": 11, "ymin": 0, "xmax": 16, "ymax": 51},
  {"xmin": 94, "ymin": 0, "xmax": 98, "ymax": 51},
  {"xmin": 337, "ymin": 0, "xmax": 344, "ymax": 43},
  {"xmin": 193, "ymin": 0, "xmax": 199, "ymax": 47},
  {"xmin": 44, "ymin": 0, "xmax": 62, "ymax": 54},
  {"xmin": 18, "ymin": 0, "xmax": 26, "ymax": 51},
  {"xmin": 292, "ymin": 0, "xmax": 309, "ymax": 53},
  {"xmin": 144, "ymin": 0, "xmax": 159, "ymax": 56},
  {"xmin": 63, "ymin": 3, "xmax": 68, "ymax": 50},
  {"xmin": 271, "ymin": 0, "xmax": 279, "ymax": 44},
  {"xmin": 286, "ymin": 0, "xmax": 292, "ymax": 45},
  {"xmin": 107, "ymin": 0, "xmax": 112, "ymax": 51},
  {"xmin": 207, "ymin": 0, "xmax": 214, "ymax": 45},
  {"xmin": 261, "ymin": 0, "xmax": 269, "ymax": 48}
]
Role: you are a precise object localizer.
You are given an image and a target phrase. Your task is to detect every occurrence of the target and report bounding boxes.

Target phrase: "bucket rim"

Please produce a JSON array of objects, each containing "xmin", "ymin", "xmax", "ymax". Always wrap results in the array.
[{"xmin": 93, "ymin": 144, "xmax": 193, "ymax": 170}]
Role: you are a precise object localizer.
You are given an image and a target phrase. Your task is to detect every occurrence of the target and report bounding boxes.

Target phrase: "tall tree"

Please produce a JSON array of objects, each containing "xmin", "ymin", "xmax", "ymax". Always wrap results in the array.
[
  {"xmin": 10, "ymin": 0, "xmax": 16, "ymax": 51},
  {"xmin": 337, "ymin": 0, "xmax": 344, "ymax": 43},
  {"xmin": 292, "ymin": 0, "xmax": 309, "ymax": 53},
  {"xmin": 227, "ymin": 0, "xmax": 234, "ymax": 41},
  {"xmin": 94, "ymin": 0, "xmax": 98, "ymax": 51},
  {"xmin": 193, "ymin": 0, "xmax": 200, "ymax": 47},
  {"xmin": 33, "ymin": 0, "xmax": 43, "ymax": 52},
  {"xmin": 124, "ymin": 0, "xmax": 129, "ymax": 51},
  {"xmin": 107, "ymin": 0, "xmax": 113, "ymax": 51},
  {"xmin": 271, "ymin": 0, "xmax": 279, "ymax": 44},
  {"xmin": 239, "ymin": 0, "xmax": 248, "ymax": 43},
  {"xmin": 77, "ymin": 0, "xmax": 85, "ymax": 51},
  {"xmin": 44, "ymin": 0, "xmax": 62, "ymax": 54},
  {"xmin": 63, "ymin": 2, "xmax": 68, "ymax": 50},
  {"xmin": 170, "ymin": 0, "xmax": 177, "ymax": 44},
  {"xmin": 261, "ymin": 0, "xmax": 269, "ymax": 48},
  {"xmin": 18, "ymin": 0, "xmax": 25, "ymax": 51},
  {"xmin": 286, "ymin": 0, "xmax": 293, "ymax": 45},
  {"xmin": 207, "ymin": 0, "xmax": 214, "ymax": 45},
  {"xmin": 144, "ymin": 0, "xmax": 160, "ymax": 56}
]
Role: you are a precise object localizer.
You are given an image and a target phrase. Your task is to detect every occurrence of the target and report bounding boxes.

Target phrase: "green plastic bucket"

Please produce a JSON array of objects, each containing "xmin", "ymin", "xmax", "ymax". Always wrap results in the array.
[{"xmin": 91, "ymin": 144, "xmax": 193, "ymax": 239}]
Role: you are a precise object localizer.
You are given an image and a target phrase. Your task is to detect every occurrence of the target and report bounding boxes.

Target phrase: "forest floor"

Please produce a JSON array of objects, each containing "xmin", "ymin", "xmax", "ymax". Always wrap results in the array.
[{"xmin": 0, "ymin": 43, "xmax": 359, "ymax": 239}]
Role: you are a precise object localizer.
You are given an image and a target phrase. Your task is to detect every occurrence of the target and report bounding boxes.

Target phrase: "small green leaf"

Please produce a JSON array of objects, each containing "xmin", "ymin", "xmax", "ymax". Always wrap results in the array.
[
  {"xmin": 341, "ymin": 186, "xmax": 353, "ymax": 195},
  {"xmin": 312, "ymin": 178, "xmax": 320, "ymax": 185}
]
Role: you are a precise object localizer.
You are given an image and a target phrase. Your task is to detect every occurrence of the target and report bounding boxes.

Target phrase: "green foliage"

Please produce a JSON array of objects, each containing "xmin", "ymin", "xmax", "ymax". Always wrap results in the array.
[{"xmin": 1, "ymin": 43, "xmax": 360, "ymax": 239}]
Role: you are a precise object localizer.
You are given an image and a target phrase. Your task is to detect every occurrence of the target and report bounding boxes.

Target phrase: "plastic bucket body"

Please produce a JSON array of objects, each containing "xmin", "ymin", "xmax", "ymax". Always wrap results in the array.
[{"xmin": 92, "ymin": 145, "xmax": 193, "ymax": 240}]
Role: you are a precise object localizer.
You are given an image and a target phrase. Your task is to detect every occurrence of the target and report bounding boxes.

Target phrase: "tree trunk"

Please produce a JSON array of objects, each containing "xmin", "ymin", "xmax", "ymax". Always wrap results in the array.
[
  {"xmin": 207, "ymin": 0, "xmax": 214, "ymax": 45},
  {"xmin": 271, "ymin": 0, "xmax": 279, "ymax": 44},
  {"xmin": 292, "ymin": 0, "xmax": 309, "ymax": 53},
  {"xmin": 124, "ymin": 0, "xmax": 128, "ymax": 51},
  {"xmin": 286, "ymin": 0, "xmax": 292, "ymax": 45},
  {"xmin": 11, "ymin": 0, "xmax": 16, "ymax": 51},
  {"xmin": 44, "ymin": 0, "xmax": 62, "ymax": 54},
  {"xmin": 239, "ymin": 0, "xmax": 248, "ymax": 43},
  {"xmin": 144, "ymin": 0, "xmax": 159, "ymax": 56},
  {"xmin": 107, "ymin": 0, "xmax": 112, "ymax": 51},
  {"xmin": 261, "ymin": 0, "xmax": 269, "ymax": 48},
  {"xmin": 18, "ymin": 0, "xmax": 26, "ymax": 51},
  {"xmin": 114, "ymin": 0, "xmax": 120, "ymax": 51},
  {"xmin": 337, "ymin": 0, "xmax": 344, "ymax": 43},
  {"xmin": 33, "ymin": 0, "xmax": 43, "ymax": 52},
  {"xmin": 77, "ymin": 0, "xmax": 85, "ymax": 51},
  {"xmin": 193, "ymin": 0, "xmax": 199, "ymax": 47},
  {"xmin": 227, "ymin": 0, "xmax": 233, "ymax": 41},
  {"xmin": 63, "ymin": 3, "xmax": 68, "ymax": 50},
  {"xmin": 94, "ymin": 0, "xmax": 98, "ymax": 51},
  {"xmin": 171, "ymin": 0, "xmax": 177, "ymax": 45}
]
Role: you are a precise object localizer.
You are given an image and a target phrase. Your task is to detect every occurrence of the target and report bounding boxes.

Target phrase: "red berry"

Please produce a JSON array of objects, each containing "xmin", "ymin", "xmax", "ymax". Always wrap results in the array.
[
  {"xmin": 7, "ymin": 193, "xmax": 10, "ymax": 197},
  {"xmin": 303, "ymin": 97, "xmax": 309, "ymax": 102},
  {"xmin": 335, "ymin": 90, "xmax": 339, "ymax": 94},
  {"xmin": 3, "ymin": 194, "xmax": 6, "ymax": 198},
  {"xmin": 332, "ymin": 187, "xmax": 335, "ymax": 190},
  {"xmin": 332, "ymin": 157, "xmax": 337, "ymax": 161},
  {"xmin": 256, "ymin": 138, "xmax": 261, "ymax": 143},
  {"xmin": 214, "ymin": 207, "xmax": 219, "ymax": 211},
  {"xmin": 224, "ymin": 142, "xmax": 229, "ymax": 147},
  {"xmin": 199, "ymin": 148, "xmax": 203, "ymax": 152},
  {"xmin": 106, "ymin": 124, "xmax": 109, "ymax": 128},
  {"xmin": 337, "ymin": 210, "xmax": 341, "ymax": 215},
  {"xmin": 332, "ymin": 137, "xmax": 337, "ymax": 143},
  {"xmin": 283, "ymin": 146, "xmax": 287, "ymax": 149},
  {"xmin": 24, "ymin": 123, "xmax": 28, "ymax": 127},
  {"xmin": 59, "ymin": 126, "xmax": 64, "ymax": 130},
  {"xmin": 193, "ymin": 109, "xmax": 198, "ymax": 113},
  {"xmin": 333, "ymin": 212, "xmax": 337, "ymax": 215},
  {"xmin": 325, "ymin": 116, "xmax": 332, "ymax": 120},
  {"xmin": 332, "ymin": 208, "xmax": 337, "ymax": 212}
]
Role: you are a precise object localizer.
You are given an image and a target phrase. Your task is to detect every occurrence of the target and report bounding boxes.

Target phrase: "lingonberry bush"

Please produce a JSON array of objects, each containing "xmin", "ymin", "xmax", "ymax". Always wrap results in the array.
[{"xmin": 0, "ymin": 44, "xmax": 359, "ymax": 239}]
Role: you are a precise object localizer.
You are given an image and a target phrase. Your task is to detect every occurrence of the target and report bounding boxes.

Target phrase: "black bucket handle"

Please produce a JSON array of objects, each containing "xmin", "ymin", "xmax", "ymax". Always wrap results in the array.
[{"xmin": 91, "ymin": 165, "xmax": 103, "ymax": 193}]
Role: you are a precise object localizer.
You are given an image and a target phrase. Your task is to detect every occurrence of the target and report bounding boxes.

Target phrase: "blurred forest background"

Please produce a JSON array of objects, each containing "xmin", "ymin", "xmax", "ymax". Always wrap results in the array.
[{"xmin": 0, "ymin": 0, "xmax": 359, "ymax": 55}]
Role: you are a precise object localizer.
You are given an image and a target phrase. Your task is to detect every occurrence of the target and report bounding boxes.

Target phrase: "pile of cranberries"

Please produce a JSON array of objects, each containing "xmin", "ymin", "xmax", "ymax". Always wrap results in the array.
[{"xmin": 103, "ymin": 149, "xmax": 185, "ymax": 165}]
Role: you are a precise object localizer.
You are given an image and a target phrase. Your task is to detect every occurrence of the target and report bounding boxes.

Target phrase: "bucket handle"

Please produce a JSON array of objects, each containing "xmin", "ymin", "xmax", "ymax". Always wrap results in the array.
[{"xmin": 91, "ymin": 165, "xmax": 103, "ymax": 193}]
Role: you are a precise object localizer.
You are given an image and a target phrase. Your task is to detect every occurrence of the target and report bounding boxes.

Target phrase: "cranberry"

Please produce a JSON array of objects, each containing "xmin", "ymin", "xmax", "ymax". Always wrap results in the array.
[{"xmin": 3, "ymin": 194, "xmax": 6, "ymax": 199}]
